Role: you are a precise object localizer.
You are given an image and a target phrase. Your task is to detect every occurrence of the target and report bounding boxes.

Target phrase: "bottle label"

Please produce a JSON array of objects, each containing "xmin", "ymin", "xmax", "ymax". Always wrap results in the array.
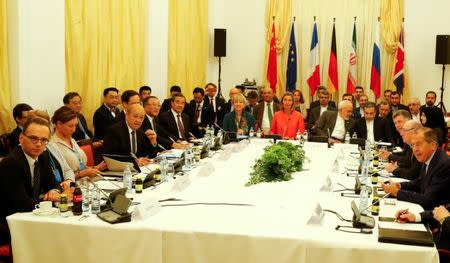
[
  {"xmin": 135, "ymin": 184, "xmax": 143, "ymax": 192},
  {"xmin": 73, "ymin": 195, "xmax": 83, "ymax": 203}
]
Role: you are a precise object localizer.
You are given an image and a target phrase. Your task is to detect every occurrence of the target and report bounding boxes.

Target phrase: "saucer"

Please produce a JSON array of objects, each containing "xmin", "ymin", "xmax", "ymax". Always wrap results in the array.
[{"xmin": 32, "ymin": 207, "xmax": 58, "ymax": 216}]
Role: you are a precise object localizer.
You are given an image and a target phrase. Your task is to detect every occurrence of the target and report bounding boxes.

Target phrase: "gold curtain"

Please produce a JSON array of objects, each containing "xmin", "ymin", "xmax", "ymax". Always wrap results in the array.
[
  {"xmin": 168, "ymin": 0, "xmax": 208, "ymax": 100},
  {"xmin": 263, "ymin": 0, "xmax": 292, "ymax": 100},
  {"xmin": 380, "ymin": 0, "xmax": 406, "ymax": 101},
  {"xmin": 0, "ymin": 1, "xmax": 14, "ymax": 134},
  {"xmin": 65, "ymin": 0, "xmax": 146, "ymax": 129}
]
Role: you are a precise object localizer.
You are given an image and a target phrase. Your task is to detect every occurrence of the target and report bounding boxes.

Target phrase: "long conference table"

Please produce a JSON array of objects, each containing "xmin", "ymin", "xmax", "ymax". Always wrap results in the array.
[{"xmin": 7, "ymin": 139, "xmax": 439, "ymax": 263}]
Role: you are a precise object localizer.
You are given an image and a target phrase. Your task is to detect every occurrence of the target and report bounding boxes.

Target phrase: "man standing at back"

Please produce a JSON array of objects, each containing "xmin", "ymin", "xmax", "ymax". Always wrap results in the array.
[
  {"xmin": 253, "ymin": 87, "xmax": 280, "ymax": 134},
  {"xmin": 203, "ymin": 83, "xmax": 226, "ymax": 126},
  {"xmin": 117, "ymin": 90, "xmax": 141, "ymax": 121},
  {"xmin": 186, "ymin": 87, "xmax": 213, "ymax": 138},
  {"xmin": 9, "ymin": 103, "xmax": 33, "ymax": 149},
  {"xmin": 390, "ymin": 91, "xmax": 409, "ymax": 113},
  {"xmin": 308, "ymin": 90, "xmax": 336, "ymax": 131},
  {"xmin": 93, "ymin": 87, "xmax": 121, "ymax": 140}
]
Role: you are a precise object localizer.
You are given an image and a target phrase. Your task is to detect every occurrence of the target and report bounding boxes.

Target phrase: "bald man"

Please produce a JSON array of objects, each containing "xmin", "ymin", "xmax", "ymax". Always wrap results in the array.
[
  {"xmin": 253, "ymin": 87, "xmax": 280, "ymax": 133},
  {"xmin": 103, "ymin": 104, "xmax": 158, "ymax": 164},
  {"xmin": 222, "ymin": 87, "xmax": 242, "ymax": 114}
]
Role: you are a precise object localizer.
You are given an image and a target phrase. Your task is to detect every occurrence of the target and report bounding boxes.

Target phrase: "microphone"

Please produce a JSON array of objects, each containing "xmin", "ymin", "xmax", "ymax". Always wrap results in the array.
[
  {"xmin": 157, "ymin": 144, "xmax": 168, "ymax": 151},
  {"xmin": 359, "ymin": 192, "xmax": 391, "ymax": 214},
  {"xmin": 88, "ymin": 177, "xmax": 114, "ymax": 208},
  {"xmin": 214, "ymin": 123, "xmax": 225, "ymax": 132},
  {"xmin": 95, "ymin": 173, "xmax": 122, "ymax": 189},
  {"xmin": 188, "ymin": 132, "xmax": 198, "ymax": 140}
]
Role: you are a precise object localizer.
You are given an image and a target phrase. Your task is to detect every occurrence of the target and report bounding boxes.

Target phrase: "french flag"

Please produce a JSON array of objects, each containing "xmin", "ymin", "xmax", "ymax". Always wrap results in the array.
[
  {"xmin": 370, "ymin": 19, "xmax": 381, "ymax": 99},
  {"xmin": 307, "ymin": 21, "xmax": 320, "ymax": 96}
]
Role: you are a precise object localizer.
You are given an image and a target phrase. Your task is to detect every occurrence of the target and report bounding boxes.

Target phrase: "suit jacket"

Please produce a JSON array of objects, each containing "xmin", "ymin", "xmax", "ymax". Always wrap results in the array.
[
  {"xmin": 160, "ymin": 98, "xmax": 172, "ymax": 114},
  {"xmin": 421, "ymin": 208, "xmax": 450, "ymax": 249},
  {"xmin": 141, "ymin": 115, "xmax": 173, "ymax": 150},
  {"xmin": 0, "ymin": 147, "xmax": 60, "ymax": 223},
  {"xmin": 351, "ymin": 116, "xmax": 394, "ymax": 144},
  {"xmin": 308, "ymin": 105, "xmax": 336, "ymax": 131},
  {"xmin": 309, "ymin": 100, "xmax": 336, "ymax": 110},
  {"xmin": 8, "ymin": 126, "xmax": 22, "ymax": 149},
  {"xmin": 313, "ymin": 111, "xmax": 354, "ymax": 139},
  {"xmin": 398, "ymin": 149, "xmax": 450, "ymax": 210},
  {"xmin": 392, "ymin": 154, "xmax": 421, "ymax": 180},
  {"xmin": 93, "ymin": 104, "xmax": 121, "ymax": 140},
  {"xmin": 352, "ymin": 107, "xmax": 363, "ymax": 120},
  {"xmin": 103, "ymin": 121, "xmax": 157, "ymax": 158},
  {"xmin": 222, "ymin": 111, "xmax": 255, "ymax": 134},
  {"xmin": 186, "ymin": 100, "xmax": 214, "ymax": 138},
  {"xmin": 157, "ymin": 111, "xmax": 191, "ymax": 142},
  {"xmin": 422, "ymin": 106, "xmax": 447, "ymax": 145},
  {"xmin": 252, "ymin": 102, "xmax": 280, "ymax": 130},
  {"xmin": 72, "ymin": 113, "xmax": 94, "ymax": 141},
  {"xmin": 203, "ymin": 96, "xmax": 226, "ymax": 127},
  {"xmin": 388, "ymin": 144, "xmax": 412, "ymax": 168},
  {"xmin": 390, "ymin": 103, "xmax": 409, "ymax": 113}
]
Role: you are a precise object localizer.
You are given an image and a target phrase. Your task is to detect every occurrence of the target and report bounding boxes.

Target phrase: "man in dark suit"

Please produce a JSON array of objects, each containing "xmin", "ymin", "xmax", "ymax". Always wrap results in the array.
[
  {"xmin": 186, "ymin": 87, "xmax": 214, "ymax": 138},
  {"xmin": 222, "ymin": 87, "xmax": 242, "ymax": 114},
  {"xmin": 63, "ymin": 92, "xmax": 93, "ymax": 141},
  {"xmin": 93, "ymin": 87, "xmax": 121, "ymax": 140},
  {"xmin": 313, "ymin": 100, "xmax": 354, "ymax": 143},
  {"xmin": 203, "ymin": 83, "xmax": 226, "ymax": 127},
  {"xmin": 142, "ymin": 96, "xmax": 184, "ymax": 150},
  {"xmin": 384, "ymin": 120, "xmax": 422, "ymax": 180},
  {"xmin": 308, "ymin": 90, "xmax": 336, "ymax": 131},
  {"xmin": 353, "ymin": 86, "xmax": 364, "ymax": 108},
  {"xmin": 309, "ymin": 86, "xmax": 337, "ymax": 110},
  {"xmin": 139, "ymin": 85, "xmax": 152, "ymax": 104},
  {"xmin": 352, "ymin": 94, "xmax": 368, "ymax": 118},
  {"xmin": 341, "ymin": 93, "xmax": 360, "ymax": 120},
  {"xmin": 420, "ymin": 90, "xmax": 437, "ymax": 111},
  {"xmin": 117, "ymin": 90, "xmax": 141, "ymax": 121},
  {"xmin": 9, "ymin": 103, "xmax": 33, "ymax": 149},
  {"xmin": 389, "ymin": 91, "xmax": 409, "ymax": 113},
  {"xmin": 0, "ymin": 117, "xmax": 62, "ymax": 244},
  {"xmin": 160, "ymin": 85, "xmax": 182, "ymax": 114},
  {"xmin": 253, "ymin": 87, "xmax": 280, "ymax": 133},
  {"xmin": 246, "ymin": 90, "xmax": 259, "ymax": 114},
  {"xmin": 351, "ymin": 102, "xmax": 393, "ymax": 144},
  {"xmin": 157, "ymin": 93, "xmax": 192, "ymax": 142},
  {"xmin": 379, "ymin": 110, "xmax": 412, "ymax": 162},
  {"xmin": 103, "ymin": 104, "xmax": 158, "ymax": 163},
  {"xmin": 382, "ymin": 127, "xmax": 450, "ymax": 210}
]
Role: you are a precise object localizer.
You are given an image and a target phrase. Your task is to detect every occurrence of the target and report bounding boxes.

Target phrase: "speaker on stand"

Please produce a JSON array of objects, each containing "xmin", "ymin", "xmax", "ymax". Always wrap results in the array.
[
  {"xmin": 214, "ymin": 29, "xmax": 226, "ymax": 99},
  {"xmin": 435, "ymin": 35, "xmax": 450, "ymax": 112}
]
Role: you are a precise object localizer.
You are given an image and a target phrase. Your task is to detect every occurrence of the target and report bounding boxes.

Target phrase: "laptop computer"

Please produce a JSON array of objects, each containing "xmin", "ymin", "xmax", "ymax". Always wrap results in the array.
[{"xmin": 102, "ymin": 154, "xmax": 141, "ymax": 177}]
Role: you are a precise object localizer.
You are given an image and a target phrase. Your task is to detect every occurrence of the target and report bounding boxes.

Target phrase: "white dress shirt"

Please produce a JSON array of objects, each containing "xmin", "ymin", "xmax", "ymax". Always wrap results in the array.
[
  {"xmin": 331, "ymin": 114, "xmax": 346, "ymax": 140},
  {"xmin": 24, "ymin": 152, "xmax": 38, "ymax": 187},
  {"xmin": 320, "ymin": 105, "xmax": 328, "ymax": 116},
  {"xmin": 171, "ymin": 109, "xmax": 184, "ymax": 139},
  {"xmin": 366, "ymin": 119, "xmax": 375, "ymax": 143},
  {"xmin": 412, "ymin": 113, "xmax": 420, "ymax": 121},
  {"xmin": 51, "ymin": 135, "xmax": 87, "ymax": 172},
  {"xmin": 261, "ymin": 102, "xmax": 274, "ymax": 133}
]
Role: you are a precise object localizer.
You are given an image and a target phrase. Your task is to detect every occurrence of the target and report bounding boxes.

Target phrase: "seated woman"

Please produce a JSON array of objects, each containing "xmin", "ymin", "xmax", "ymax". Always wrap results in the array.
[
  {"xmin": 293, "ymin": 89, "xmax": 307, "ymax": 119},
  {"xmin": 28, "ymin": 110, "xmax": 75, "ymax": 183},
  {"xmin": 270, "ymin": 92, "xmax": 305, "ymax": 139},
  {"xmin": 51, "ymin": 106, "xmax": 105, "ymax": 180},
  {"xmin": 222, "ymin": 93, "xmax": 255, "ymax": 136}
]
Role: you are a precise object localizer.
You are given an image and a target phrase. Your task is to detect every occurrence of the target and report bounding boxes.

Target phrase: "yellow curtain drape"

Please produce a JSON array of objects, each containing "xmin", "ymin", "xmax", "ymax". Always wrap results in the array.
[
  {"xmin": 380, "ymin": 0, "xmax": 406, "ymax": 102},
  {"xmin": 264, "ymin": 0, "xmax": 404, "ymax": 105},
  {"xmin": 168, "ymin": 0, "xmax": 208, "ymax": 100},
  {"xmin": 0, "ymin": 1, "xmax": 14, "ymax": 134},
  {"xmin": 65, "ymin": 0, "xmax": 146, "ymax": 130},
  {"xmin": 264, "ymin": 0, "xmax": 292, "ymax": 100}
]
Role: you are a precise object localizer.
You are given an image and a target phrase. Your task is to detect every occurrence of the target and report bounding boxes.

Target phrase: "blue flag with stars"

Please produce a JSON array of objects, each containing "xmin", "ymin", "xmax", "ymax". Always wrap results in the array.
[{"xmin": 286, "ymin": 23, "xmax": 297, "ymax": 92}]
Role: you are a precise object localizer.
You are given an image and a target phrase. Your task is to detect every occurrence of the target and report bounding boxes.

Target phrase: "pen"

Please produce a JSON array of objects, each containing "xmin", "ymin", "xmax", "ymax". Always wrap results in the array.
[{"xmin": 395, "ymin": 208, "xmax": 409, "ymax": 222}]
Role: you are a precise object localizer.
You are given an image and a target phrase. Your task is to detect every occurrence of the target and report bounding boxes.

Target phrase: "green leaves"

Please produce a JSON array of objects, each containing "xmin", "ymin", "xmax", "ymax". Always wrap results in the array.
[{"xmin": 246, "ymin": 141, "xmax": 307, "ymax": 186}]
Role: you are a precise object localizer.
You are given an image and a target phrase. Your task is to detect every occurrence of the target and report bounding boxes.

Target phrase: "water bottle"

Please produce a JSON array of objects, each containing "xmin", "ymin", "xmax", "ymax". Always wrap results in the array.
[
  {"xmin": 352, "ymin": 132, "xmax": 357, "ymax": 139},
  {"xmin": 184, "ymin": 146, "xmax": 194, "ymax": 170},
  {"xmin": 90, "ymin": 188, "xmax": 101, "ymax": 214},
  {"xmin": 249, "ymin": 127, "xmax": 255, "ymax": 139},
  {"xmin": 160, "ymin": 156, "xmax": 168, "ymax": 182},
  {"xmin": 295, "ymin": 131, "xmax": 301, "ymax": 141},
  {"xmin": 344, "ymin": 132, "xmax": 351, "ymax": 144},
  {"xmin": 81, "ymin": 180, "xmax": 90, "ymax": 214},
  {"xmin": 256, "ymin": 127, "xmax": 262, "ymax": 138},
  {"xmin": 359, "ymin": 185, "xmax": 369, "ymax": 215},
  {"xmin": 123, "ymin": 165, "xmax": 133, "ymax": 194},
  {"xmin": 302, "ymin": 130, "xmax": 308, "ymax": 143},
  {"xmin": 217, "ymin": 129, "xmax": 223, "ymax": 146}
]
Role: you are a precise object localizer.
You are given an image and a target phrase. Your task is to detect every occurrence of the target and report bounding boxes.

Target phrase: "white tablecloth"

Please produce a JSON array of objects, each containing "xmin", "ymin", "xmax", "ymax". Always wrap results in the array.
[{"xmin": 7, "ymin": 139, "xmax": 439, "ymax": 263}]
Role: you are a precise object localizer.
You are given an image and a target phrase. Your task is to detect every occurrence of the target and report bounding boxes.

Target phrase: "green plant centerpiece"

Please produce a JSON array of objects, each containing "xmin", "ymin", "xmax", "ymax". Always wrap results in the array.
[{"xmin": 246, "ymin": 141, "xmax": 307, "ymax": 186}]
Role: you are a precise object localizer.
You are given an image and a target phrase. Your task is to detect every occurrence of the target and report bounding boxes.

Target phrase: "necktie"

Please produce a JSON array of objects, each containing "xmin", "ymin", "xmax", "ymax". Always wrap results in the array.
[
  {"xmin": 111, "ymin": 108, "xmax": 116, "ymax": 118},
  {"xmin": 33, "ymin": 160, "xmax": 41, "ymax": 199},
  {"xmin": 420, "ymin": 164, "xmax": 427, "ymax": 193},
  {"xmin": 210, "ymin": 97, "xmax": 215, "ymax": 112},
  {"xmin": 267, "ymin": 103, "xmax": 273, "ymax": 124},
  {"xmin": 152, "ymin": 119, "xmax": 157, "ymax": 133},
  {"xmin": 77, "ymin": 117, "xmax": 90, "ymax": 139},
  {"xmin": 194, "ymin": 104, "xmax": 201, "ymax": 124},
  {"xmin": 177, "ymin": 114, "xmax": 186, "ymax": 140},
  {"xmin": 131, "ymin": 130, "xmax": 137, "ymax": 154}
]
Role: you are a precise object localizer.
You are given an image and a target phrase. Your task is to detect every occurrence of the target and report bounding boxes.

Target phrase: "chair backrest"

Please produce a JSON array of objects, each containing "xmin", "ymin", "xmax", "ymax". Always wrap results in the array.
[
  {"xmin": 311, "ymin": 136, "xmax": 328, "ymax": 143},
  {"xmin": 0, "ymin": 133, "xmax": 12, "ymax": 156},
  {"xmin": 79, "ymin": 144, "xmax": 95, "ymax": 167}
]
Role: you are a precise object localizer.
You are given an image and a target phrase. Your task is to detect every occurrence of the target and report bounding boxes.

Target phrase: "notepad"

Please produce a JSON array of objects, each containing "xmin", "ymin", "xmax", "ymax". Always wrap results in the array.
[{"xmin": 378, "ymin": 221, "xmax": 427, "ymax": 232}]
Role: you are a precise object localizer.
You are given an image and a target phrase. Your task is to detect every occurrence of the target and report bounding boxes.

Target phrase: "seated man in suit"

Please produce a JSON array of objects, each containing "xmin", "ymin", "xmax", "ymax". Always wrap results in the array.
[
  {"xmin": 142, "ymin": 96, "xmax": 185, "ymax": 150},
  {"xmin": 352, "ymin": 94, "xmax": 368, "ymax": 119},
  {"xmin": 203, "ymin": 82, "xmax": 226, "ymax": 126},
  {"xmin": 377, "ymin": 100, "xmax": 391, "ymax": 118},
  {"xmin": 93, "ymin": 87, "xmax": 121, "ymax": 140},
  {"xmin": 103, "ymin": 104, "xmax": 158, "ymax": 165},
  {"xmin": 246, "ymin": 90, "xmax": 259, "ymax": 114},
  {"xmin": 309, "ymin": 86, "xmax": 337, "ymax": 110},
  {"xmin": 379, "ymin": 110, "xmax": 411, "ymax": 163},
  {"xmin": 308, "ymin": 90, "xmax": 336, "ymax": 131},
  {"xmin": 384, "ymin": 120, "xmax": 422, "ymax": 180},
  {"xmin": 157, "ymin": 93, "xmax": 192, "ymax": 143},
  {"xmin": 0, "ymin": 117, "xmax": 65, "ymax": 244},
  {"xmin": 382, "ymin": 127, "xmax": 450, "ymax": 210},
  {"xmin": 253, "ymin": 87, "xmax": 280, "ymax": 134},
  {"xmin": 117, "ymin": 90, "xmax": 140, "ymax": 121},
  {"xmin": 139, "ymin": 85, "xmax": 152, "ymax": 104},
  {"xmin": 222, "ymin": 87, "xmax": 242, "ymax": 114},
  {"xmin": 160, "ymin": 85, "xmax": 182, "ymax": 114},
  {"xmin": 313, "ymin": 100, "xmax": 354, "ymax": 144},
  {"xmin": 351, "ymin": 102, "xmax": 393, "ymax": 144},
  {"xmin": 186, "ymin": 87, "xmax": 214, "ymax": 138},
  {"xmin": 390, "ymin": 91, "xmax": 409, "ymax": 113},
  {"xmin": 9, "ymin": 103, "xmax": 33, "ymax": 149}
]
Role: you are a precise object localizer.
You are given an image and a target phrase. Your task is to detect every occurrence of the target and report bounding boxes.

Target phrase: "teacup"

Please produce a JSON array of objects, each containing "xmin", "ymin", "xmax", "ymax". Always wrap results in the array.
[{"xmin": 35, "ymin": 201, "xmax": 53, "ymax": 211}]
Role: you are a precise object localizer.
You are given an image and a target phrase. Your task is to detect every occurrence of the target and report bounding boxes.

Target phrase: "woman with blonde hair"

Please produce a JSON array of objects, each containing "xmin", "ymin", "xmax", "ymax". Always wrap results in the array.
[
  {"xmin": 222, "ymin": 93, "xmax": 255, "ymax": 135},
  {"xmin": 270, "ymin": 92, "xmax": 305, "ymax": 139}
]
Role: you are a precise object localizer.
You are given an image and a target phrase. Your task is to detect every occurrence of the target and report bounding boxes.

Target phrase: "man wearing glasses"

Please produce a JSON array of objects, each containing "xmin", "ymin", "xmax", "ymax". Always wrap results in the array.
[{"xmin": 0, "ymin": 117, "xmax": 63, "ymax": 245}]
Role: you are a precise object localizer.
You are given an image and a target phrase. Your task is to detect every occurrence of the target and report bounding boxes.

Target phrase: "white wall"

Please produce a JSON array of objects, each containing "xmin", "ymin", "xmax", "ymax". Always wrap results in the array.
[
  {"xmin": 405, "ymin": 0, "xmax": 450, "ymax": 107},
  {"xmin": 7, "ymin": 0, "xmax": 65, "ymax": 114}
]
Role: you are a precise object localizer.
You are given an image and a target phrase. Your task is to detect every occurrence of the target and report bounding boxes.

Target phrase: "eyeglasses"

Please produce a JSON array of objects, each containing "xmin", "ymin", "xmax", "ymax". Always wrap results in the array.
[{"xmin": 23, "ymin": 134, "xmax": 49, "ymax": 145}]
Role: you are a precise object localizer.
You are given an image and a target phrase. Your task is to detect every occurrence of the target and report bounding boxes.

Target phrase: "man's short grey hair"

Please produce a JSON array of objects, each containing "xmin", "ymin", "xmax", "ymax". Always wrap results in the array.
[
  {"xmin": 392, "ymin": 109, "xmax": 411, "ymax": 120},
  {"xmin": 338, "ymin": 100, "xmax": 353, "ymax": 110}
]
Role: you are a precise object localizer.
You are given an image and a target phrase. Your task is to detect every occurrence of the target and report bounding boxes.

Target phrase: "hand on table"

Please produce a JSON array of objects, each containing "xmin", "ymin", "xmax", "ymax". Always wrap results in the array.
[
  {"xmin": 384, "ymin": 161, "xmax": 398, "ymax": 173},
  {"xmin": 433, "ymin": 206, "xmax": 450, "ymax": 223},
  {"xmin": 381, "ymin": 180, "xmax": 401, "ymax": 197},
  {"xmin": 395, "ymin": 209, "xmax": 416, "ymax": 223},
  {"xmin": 43, "ymin": 189, "xmax": 60, "ymax": 202}
]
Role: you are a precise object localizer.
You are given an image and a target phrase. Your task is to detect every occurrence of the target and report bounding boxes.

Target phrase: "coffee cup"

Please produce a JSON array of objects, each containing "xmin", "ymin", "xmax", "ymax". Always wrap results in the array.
[{"xmin": 35, "ymin": 201, "xmax": 52, "ymax": 211}]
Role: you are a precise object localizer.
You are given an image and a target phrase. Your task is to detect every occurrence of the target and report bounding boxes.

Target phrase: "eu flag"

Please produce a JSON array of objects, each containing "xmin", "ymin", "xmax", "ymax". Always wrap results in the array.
[{"xmin": 286, "ymin": 23, "xmax": 297, "ymax": 92}]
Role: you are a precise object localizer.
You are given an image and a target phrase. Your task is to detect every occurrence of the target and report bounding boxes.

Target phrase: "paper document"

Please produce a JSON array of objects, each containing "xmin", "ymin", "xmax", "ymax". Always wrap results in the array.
[
  {"xmin": 103, "ymin": 156, "xmax": 138, "ymax": 172},
  {"xmin": 378, "ymin": 221, "xmax": 427, "ymax": 232}
]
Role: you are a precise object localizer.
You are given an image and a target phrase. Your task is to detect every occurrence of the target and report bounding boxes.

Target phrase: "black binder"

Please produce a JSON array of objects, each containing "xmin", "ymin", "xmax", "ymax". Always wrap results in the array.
[{"xmin": 378, "ymin": 225, "xmax": 435, "ymax": 247}]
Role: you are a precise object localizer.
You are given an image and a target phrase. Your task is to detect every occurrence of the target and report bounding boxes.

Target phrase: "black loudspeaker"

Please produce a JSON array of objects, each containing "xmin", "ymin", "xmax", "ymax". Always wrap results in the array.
[
  {"xmin": 435, "ymin": 35, "xmax": 450, "ymax": 64},
  {"xmin": 214, "ymin": 28, "xmax": 226, "ymax": 57}
]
